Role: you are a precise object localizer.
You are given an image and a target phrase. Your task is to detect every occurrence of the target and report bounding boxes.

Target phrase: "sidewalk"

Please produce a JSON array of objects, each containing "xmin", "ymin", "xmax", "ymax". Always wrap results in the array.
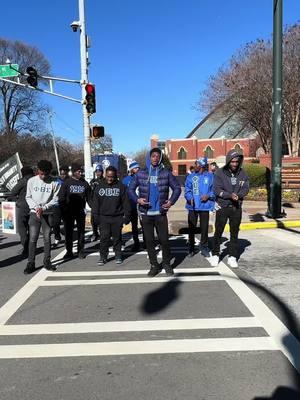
[{"xmin": 167, "ymin": 195, "xmax": 300, "ymax": 235}]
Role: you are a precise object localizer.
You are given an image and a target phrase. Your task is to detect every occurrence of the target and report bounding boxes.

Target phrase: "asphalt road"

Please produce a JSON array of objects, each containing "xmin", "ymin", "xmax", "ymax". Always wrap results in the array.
[{"xmin": 0, "ymin": 227, "xmax": 299, "ymax": 400}]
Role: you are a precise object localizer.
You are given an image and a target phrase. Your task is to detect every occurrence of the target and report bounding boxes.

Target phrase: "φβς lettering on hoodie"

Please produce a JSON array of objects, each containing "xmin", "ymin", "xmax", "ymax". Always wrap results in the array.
[
  {"xmin": 213, "ymin": 150, "xmax": 250, "ymax": 209},
  {"xmin": 58, "ymin": 177, "xmax": 91, "ymax": 214},
  {"xmin": 185, "ymin": 171, "xmax": 215, "ymax": 211},
  {"xmin": 93, "ymin": 180, "xmax": 131, "ymax": 218},
  {"xmin": 26, "ymin": 175, "xmax": 60, "ymax": 214}
]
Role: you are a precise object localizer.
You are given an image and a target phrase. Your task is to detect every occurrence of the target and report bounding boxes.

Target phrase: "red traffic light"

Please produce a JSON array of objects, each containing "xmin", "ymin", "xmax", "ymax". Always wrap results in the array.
[
  {"xmin": 91, "ymin": 125, "xmax": 104, "ymax": 139},
  {"xmin": 85, "ymin": 83, "xmax": 96, "ymax": 114}
]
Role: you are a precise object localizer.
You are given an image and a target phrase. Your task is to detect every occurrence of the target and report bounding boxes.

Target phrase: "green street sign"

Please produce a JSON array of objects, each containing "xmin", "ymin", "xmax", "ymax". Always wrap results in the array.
[{"xmin": 0, "ymin": 64, "xmax": 19, "ymax": 78}]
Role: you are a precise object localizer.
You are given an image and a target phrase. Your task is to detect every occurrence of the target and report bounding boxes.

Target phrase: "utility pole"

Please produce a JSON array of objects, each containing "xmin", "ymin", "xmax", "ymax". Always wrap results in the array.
[
  {"xmin": 78, "ymin": 0, "xmax": 92, "ymax": 174},
  {"xmin": 268, "ymin": 0, "xmax": 284, "ymax": 218},
  {"xmin": 48, "ymin": 112, "xmax": 60, "ymax": 173}
]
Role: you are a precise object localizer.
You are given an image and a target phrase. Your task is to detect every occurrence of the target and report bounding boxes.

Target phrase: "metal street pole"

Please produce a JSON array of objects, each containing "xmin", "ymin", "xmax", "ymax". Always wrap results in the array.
[
  {"xmin": 269, "ymin": 0, "xmax": 284, "ymax": 218},
  {"xmin": 79, "ymin": 0, "xmax": 92, "ymax": 174},
  {"xmin": 48, "ymin": 112, "xmax": 60, "ymax": 173}
]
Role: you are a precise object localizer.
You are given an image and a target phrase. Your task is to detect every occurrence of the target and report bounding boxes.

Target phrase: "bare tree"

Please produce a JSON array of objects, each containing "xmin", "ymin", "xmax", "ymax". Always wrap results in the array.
[
  {"xmin": 91, "ymin": 134, "xmax": 113, "ymax": 155},
  {"xmin": 198, "ymin": 24, "xmax": 300, "ymax": 157},
  {"xmin": 0, "ymin": 38, "xmax": 50, "ymax": 135}
]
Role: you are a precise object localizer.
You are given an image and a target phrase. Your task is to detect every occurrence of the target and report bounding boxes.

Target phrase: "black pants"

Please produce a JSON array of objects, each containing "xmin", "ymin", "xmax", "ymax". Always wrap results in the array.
[
  {"xmin": 28, "ymin": 213, "xmax": 52, "ymax": 264},
  {"xmin": 52, "ymin": 208, "xmax": 62, "ymax": 241},
  {"xmin": 141, "ymin": 214, "xmax": 171, "ymax": 267},
  {"xmin": 17, "ymin": 208, "xmax": 30, "ymax": 251},
  {"xmin": 131, "ymin": 209, "xmax": 139, "ymax": 245},
  {"xmin": 188, "ymin": 210, "xmax": 209, "ymax": 249},
  {"xmin": 63, "ymin": 211, "xmax": 86, "ymax": 254},
  {"xmin": 91, "ymin": 213, "xmax": 100, "ymax": 237},
  {"xmin": 212, "ymin": 207, "xmax": 242, "ymax": 258},
  {"xmin": 99, "ymin": 215, "xmax": 123, "ymax": 259}
]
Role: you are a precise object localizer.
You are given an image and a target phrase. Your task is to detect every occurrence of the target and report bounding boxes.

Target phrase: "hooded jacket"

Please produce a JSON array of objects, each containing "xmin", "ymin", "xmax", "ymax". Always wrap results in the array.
[
  {"xmin": 128, "ymin": 148, "xmax": 181, "ymax": 215},
  {"xmin": 213, "ymin": 150, "xmax": 249, "ymax": 208},
  {"xmin": 185, "ymin": 171, "xmax": 215, "ymax": 211},
  {"xmin": 8, "ymin": 174, "xmax": 34, "ymax": 211},
  {"xmin": 93, "ymin": 179, "xmax": 131, "ymax": 218}
]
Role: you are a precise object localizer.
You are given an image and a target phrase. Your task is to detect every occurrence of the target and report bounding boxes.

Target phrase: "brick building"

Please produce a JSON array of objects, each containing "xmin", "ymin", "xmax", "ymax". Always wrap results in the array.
[{"xmin": 151, "ymin": 106, "xmax": 262, "ymax": 176}]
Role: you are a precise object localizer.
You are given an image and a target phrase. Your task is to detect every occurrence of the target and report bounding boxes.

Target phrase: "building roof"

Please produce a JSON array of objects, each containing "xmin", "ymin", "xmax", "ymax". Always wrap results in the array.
[{"xmin": 187, "ymin": 105, "xmax": 257, "ymax": 140}]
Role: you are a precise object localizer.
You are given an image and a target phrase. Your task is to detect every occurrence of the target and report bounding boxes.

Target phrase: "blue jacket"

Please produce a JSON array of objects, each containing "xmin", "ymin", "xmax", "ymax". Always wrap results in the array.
[
  {"xmin": 185, "ymin": 171, "xmax": 215, "ymax": 211},
  {"xmin": 122, "ymin": 174, "xmax": 137, "ymax": 210},
  {"xmin": 128, "ymin": 149, "xmax": 181, "ymax": 215}
]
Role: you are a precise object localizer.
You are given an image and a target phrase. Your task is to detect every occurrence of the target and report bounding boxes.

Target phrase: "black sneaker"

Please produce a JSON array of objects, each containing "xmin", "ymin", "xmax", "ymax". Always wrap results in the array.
[
  {"xmin": 44, "ymin": 260, "xmax": 57, "ymax": 271},
  {"xmin": 188, "ymin": 250, "xmax": 195, "ymax": 258},
  {"xmin": 98, "ymin": 257, "xmax": 107, "ymax": 266},
  {"xmin": 115, "ymin": 258, "xmax": 123, "ymax": 265},
  {"xmin": 164, "ymin": 265, "xmax": 174, "ymax": 276},
  {"xmin": 147, "ymin": 265, "xmax": 162, "ymax": 277},
  {"xmin": 78, "ymin": 251, "xmax": 85, "ymax": 259},
  {"xmin": 63, "ymin": 252, "xmax": 74, "ymax": 260},
  {"xmin": 24, "ymin": 262, "xmax": 35, "ymax": 275}
]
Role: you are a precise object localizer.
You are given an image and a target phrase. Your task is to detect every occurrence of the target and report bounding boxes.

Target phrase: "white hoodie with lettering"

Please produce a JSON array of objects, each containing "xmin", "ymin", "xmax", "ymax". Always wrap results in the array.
[{"xmin": 26, "ymin": 175, "xmax": 60, "ymax": 214}]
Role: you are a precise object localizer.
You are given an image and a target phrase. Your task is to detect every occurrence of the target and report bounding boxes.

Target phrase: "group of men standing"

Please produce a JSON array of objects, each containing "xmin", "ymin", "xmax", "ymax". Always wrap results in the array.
[{"xmin": 9, "ymin": 147, "xmax": 249, "ymax": 276}]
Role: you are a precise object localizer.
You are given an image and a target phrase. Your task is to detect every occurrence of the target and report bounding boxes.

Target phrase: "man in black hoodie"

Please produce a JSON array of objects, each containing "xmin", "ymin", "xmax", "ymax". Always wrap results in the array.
[
  {"xmin": 59, "ymin": 163, "xmax": 91, "ymax": 260},
  {"xmin": 210, "ymin": 150, "xmax": 249, "ymax": 268},
  {"xmin": 8, "ymin": 166, "xmax": 34, "ymax": 256},
  {"xmin": 93, "ymin": 166, "xmax": 131, "ymax": 265}
]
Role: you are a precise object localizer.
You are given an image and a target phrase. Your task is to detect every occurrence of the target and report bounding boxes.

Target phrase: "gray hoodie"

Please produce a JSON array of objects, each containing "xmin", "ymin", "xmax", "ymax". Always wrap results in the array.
[{"xmin": 26, "ymin": 175, "xmax": 60, "ymax": 214}]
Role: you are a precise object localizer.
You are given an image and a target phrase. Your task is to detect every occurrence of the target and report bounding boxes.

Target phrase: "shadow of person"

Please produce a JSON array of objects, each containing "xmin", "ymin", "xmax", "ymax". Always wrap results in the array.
[
  {"xmin": 220, "ymin": 238, "xmax": 251, "ymax": 261},
  {"xmin": 140, "ymin": 278, "xmax": 182, "ymax": 314},
  {"xmin": 249, "ymin": 213, "xmax": 266, "ymax": 222},
  {"xmin": 253, "ymin": 386, "xmax": 300, "ymax": 399}
]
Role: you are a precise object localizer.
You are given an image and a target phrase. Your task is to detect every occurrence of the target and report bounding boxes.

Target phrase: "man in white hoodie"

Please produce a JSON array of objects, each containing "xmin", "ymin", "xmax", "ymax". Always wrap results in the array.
[{"xmin": 25, "ymin": 160, "xmax": 60, "ymax": 274}]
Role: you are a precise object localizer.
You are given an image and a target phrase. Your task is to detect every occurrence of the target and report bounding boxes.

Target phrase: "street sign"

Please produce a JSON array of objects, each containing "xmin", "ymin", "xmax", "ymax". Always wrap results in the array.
[{"xmin": 0, "ymin": 64, "xmax": 19, "ymax": 78}]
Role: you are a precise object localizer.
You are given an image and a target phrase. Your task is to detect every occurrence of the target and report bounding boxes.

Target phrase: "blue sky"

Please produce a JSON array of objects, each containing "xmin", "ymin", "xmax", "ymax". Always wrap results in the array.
[{"xmin": 1, "ymin": 0, "xmax": 299, "ymax": 156}]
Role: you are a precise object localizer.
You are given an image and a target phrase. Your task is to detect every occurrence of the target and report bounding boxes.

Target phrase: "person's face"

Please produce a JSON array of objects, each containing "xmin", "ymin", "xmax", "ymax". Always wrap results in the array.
[
  {"xmin": 38, "ymin": 169, "xmax": 49, "ymax": 181},
  {"xmin": 229, "ymin": 157, "xmax": 240, "ymax": 172},
  {"xmin": 132, "ymin": 167, "xmax": 140, "ymax": 175},
  {"xmin": 105, "ymin": 170, "xmax": 116, "ymax": 184},
  {"xmin": 210, "ymin": 164, "xmax": 216, "ymax": 172},
  {"xmin": 59, "ymin": 170, "xmax": 67, "ymax": 180},
  {"xmin": 194, "ymin": 162, "xmax": 201, "ymax": 172},
  {"xmin": 96, "ymin": 170, "xmax": 103, "ymax": 178},
  {"xmin": 150, "ymin": 151, "xmax": 160, "ymax": 167},
  {"xmin": 73, "ymin": 169, "xmax": 83, "ymax": 180}
]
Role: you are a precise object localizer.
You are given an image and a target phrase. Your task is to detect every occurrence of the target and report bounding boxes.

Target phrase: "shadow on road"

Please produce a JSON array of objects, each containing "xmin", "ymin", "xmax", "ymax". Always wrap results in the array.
[{"xmin": 140, "ymin": 278, "xmax": 182, "ymax": 314}]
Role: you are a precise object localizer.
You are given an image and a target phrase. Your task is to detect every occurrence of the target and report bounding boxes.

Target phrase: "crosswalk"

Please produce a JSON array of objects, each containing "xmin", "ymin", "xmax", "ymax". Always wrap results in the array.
[{"xmin": 0, "ymin": 233, "xmax": 299, "ymax": 375}]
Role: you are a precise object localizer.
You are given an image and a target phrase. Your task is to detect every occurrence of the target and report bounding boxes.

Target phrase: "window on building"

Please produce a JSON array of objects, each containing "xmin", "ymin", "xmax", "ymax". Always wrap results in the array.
[
  {"xmin": 204, "ymin": 145, "xmax": 214, "ymax": 159},
  {"xmin": 178, "ymin": 165, "xmax": 187, "ymax": 175},
  {"xmin": 178, "ymin": 147, "xmax": 187, "ymax": 160},
  {"xmin": 234, "ymin": 144, "xmax": 243, "ymax": 155}
]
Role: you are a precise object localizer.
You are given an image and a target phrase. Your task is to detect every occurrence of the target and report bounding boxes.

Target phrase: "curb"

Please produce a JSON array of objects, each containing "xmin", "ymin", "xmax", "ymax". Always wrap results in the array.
[{"xmin": 122, "ymin": 220, "xmax": 300, "ymax": 235}]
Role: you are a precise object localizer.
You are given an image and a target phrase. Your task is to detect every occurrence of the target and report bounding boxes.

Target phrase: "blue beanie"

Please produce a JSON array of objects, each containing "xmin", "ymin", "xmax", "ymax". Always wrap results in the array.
[
  {"xmin": 196, "ymin": 157, "xmax": 208, "ymax": 167},
  {"xmin": 95, "ymin": 164, "xmax": 103, "ymax": 172},
  {"xmin": 129, "ymin": 161, "xmax": 140, "ymax": 171}
]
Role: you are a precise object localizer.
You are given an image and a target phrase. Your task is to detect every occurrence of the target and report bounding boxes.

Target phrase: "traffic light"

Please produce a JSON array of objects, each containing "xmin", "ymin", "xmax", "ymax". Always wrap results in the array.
[
  {"xmin": 91, "ymin": 125, "xmax": 104, "ymax": 139},
  {"xmin": 85, "ymin": 83, "xmax": 96, "ymax": 115},
  {"xmin": 26, "ymin": 67, "xmax": 38, "ymax": 87}
]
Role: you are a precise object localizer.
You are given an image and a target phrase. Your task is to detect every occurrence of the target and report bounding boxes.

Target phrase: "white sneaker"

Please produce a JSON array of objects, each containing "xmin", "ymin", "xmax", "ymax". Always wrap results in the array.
[
  {"xmin": 210, "ymin": 255, "xmax": 219, "ymax": 267},
  {"xmin": 228, "ymin": 256, "xmax": 238, "ymax": 268}
]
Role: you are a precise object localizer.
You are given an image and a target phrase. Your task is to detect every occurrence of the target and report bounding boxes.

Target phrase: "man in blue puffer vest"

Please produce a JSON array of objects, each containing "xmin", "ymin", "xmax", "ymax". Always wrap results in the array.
[
  {"xmin": 128, "ymin": 148, "xmax": 181, "ymax": 277},
  {"xmin": 185, "ymin": 157, "xmax": 215, "ymax": 258}
]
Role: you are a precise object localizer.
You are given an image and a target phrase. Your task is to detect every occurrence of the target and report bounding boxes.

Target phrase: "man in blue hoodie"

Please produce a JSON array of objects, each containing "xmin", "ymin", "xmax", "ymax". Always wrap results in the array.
[
  {"xmin": 210, "ymin": 150, "xmax": 249, "ymax": 268},
  {"xmin": 185, "ymin": 157, "xmax": 215, "ymax": 258},
  {"xmin": 128, "ymin": 148, "xmax": 181, "ymax": 277}
]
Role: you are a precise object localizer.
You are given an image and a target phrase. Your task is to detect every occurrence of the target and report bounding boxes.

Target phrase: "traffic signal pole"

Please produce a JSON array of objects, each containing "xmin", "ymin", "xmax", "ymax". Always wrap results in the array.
[
  {"xmin": 268, "ymin": 0, "xmax": 284, "ymax": 218},
  {"xmin": 79, "ymin": 0, "xmax": 92, "ymax": 174}
]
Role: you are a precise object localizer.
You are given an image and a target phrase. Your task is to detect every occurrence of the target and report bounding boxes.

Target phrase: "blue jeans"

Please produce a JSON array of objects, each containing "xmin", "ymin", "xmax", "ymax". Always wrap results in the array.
[{"xmin": 28, "ymin": 213, "xmax": 52, "ymax": 264}]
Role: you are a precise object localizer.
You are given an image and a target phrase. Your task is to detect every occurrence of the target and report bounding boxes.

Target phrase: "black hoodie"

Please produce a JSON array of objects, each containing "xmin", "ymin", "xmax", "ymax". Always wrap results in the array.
[
  {"xmin": 213, "ymin": 150, "xmax": 249, "ymax": 208},
  {"xmin": 93, "ymin": 179, "xmax": 131, "ymax": 218},
  {"xmin": 8, "ymin": 174, "xmax": 34, "ymax": 211}
]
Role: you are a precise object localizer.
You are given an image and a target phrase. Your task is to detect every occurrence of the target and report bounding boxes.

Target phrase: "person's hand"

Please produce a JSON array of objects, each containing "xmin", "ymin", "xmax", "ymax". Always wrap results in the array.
[
  {"xmin": 201, "ymin": 195, "xmax": 209, "ymax": 202},
  {"xmin": 36, "ymin": 207, "xmax": 43, "ymax": 218},
  {"xmin": 231, "ymin": 193, "xmax": 239, "ymax": 201},
  {"xmin": 138, "ymin": 198, "xmax": 150, "ymax": 206},
  {"xmin": 162, "ymin": 200, "xmax": 172, "ymax": 210}
]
